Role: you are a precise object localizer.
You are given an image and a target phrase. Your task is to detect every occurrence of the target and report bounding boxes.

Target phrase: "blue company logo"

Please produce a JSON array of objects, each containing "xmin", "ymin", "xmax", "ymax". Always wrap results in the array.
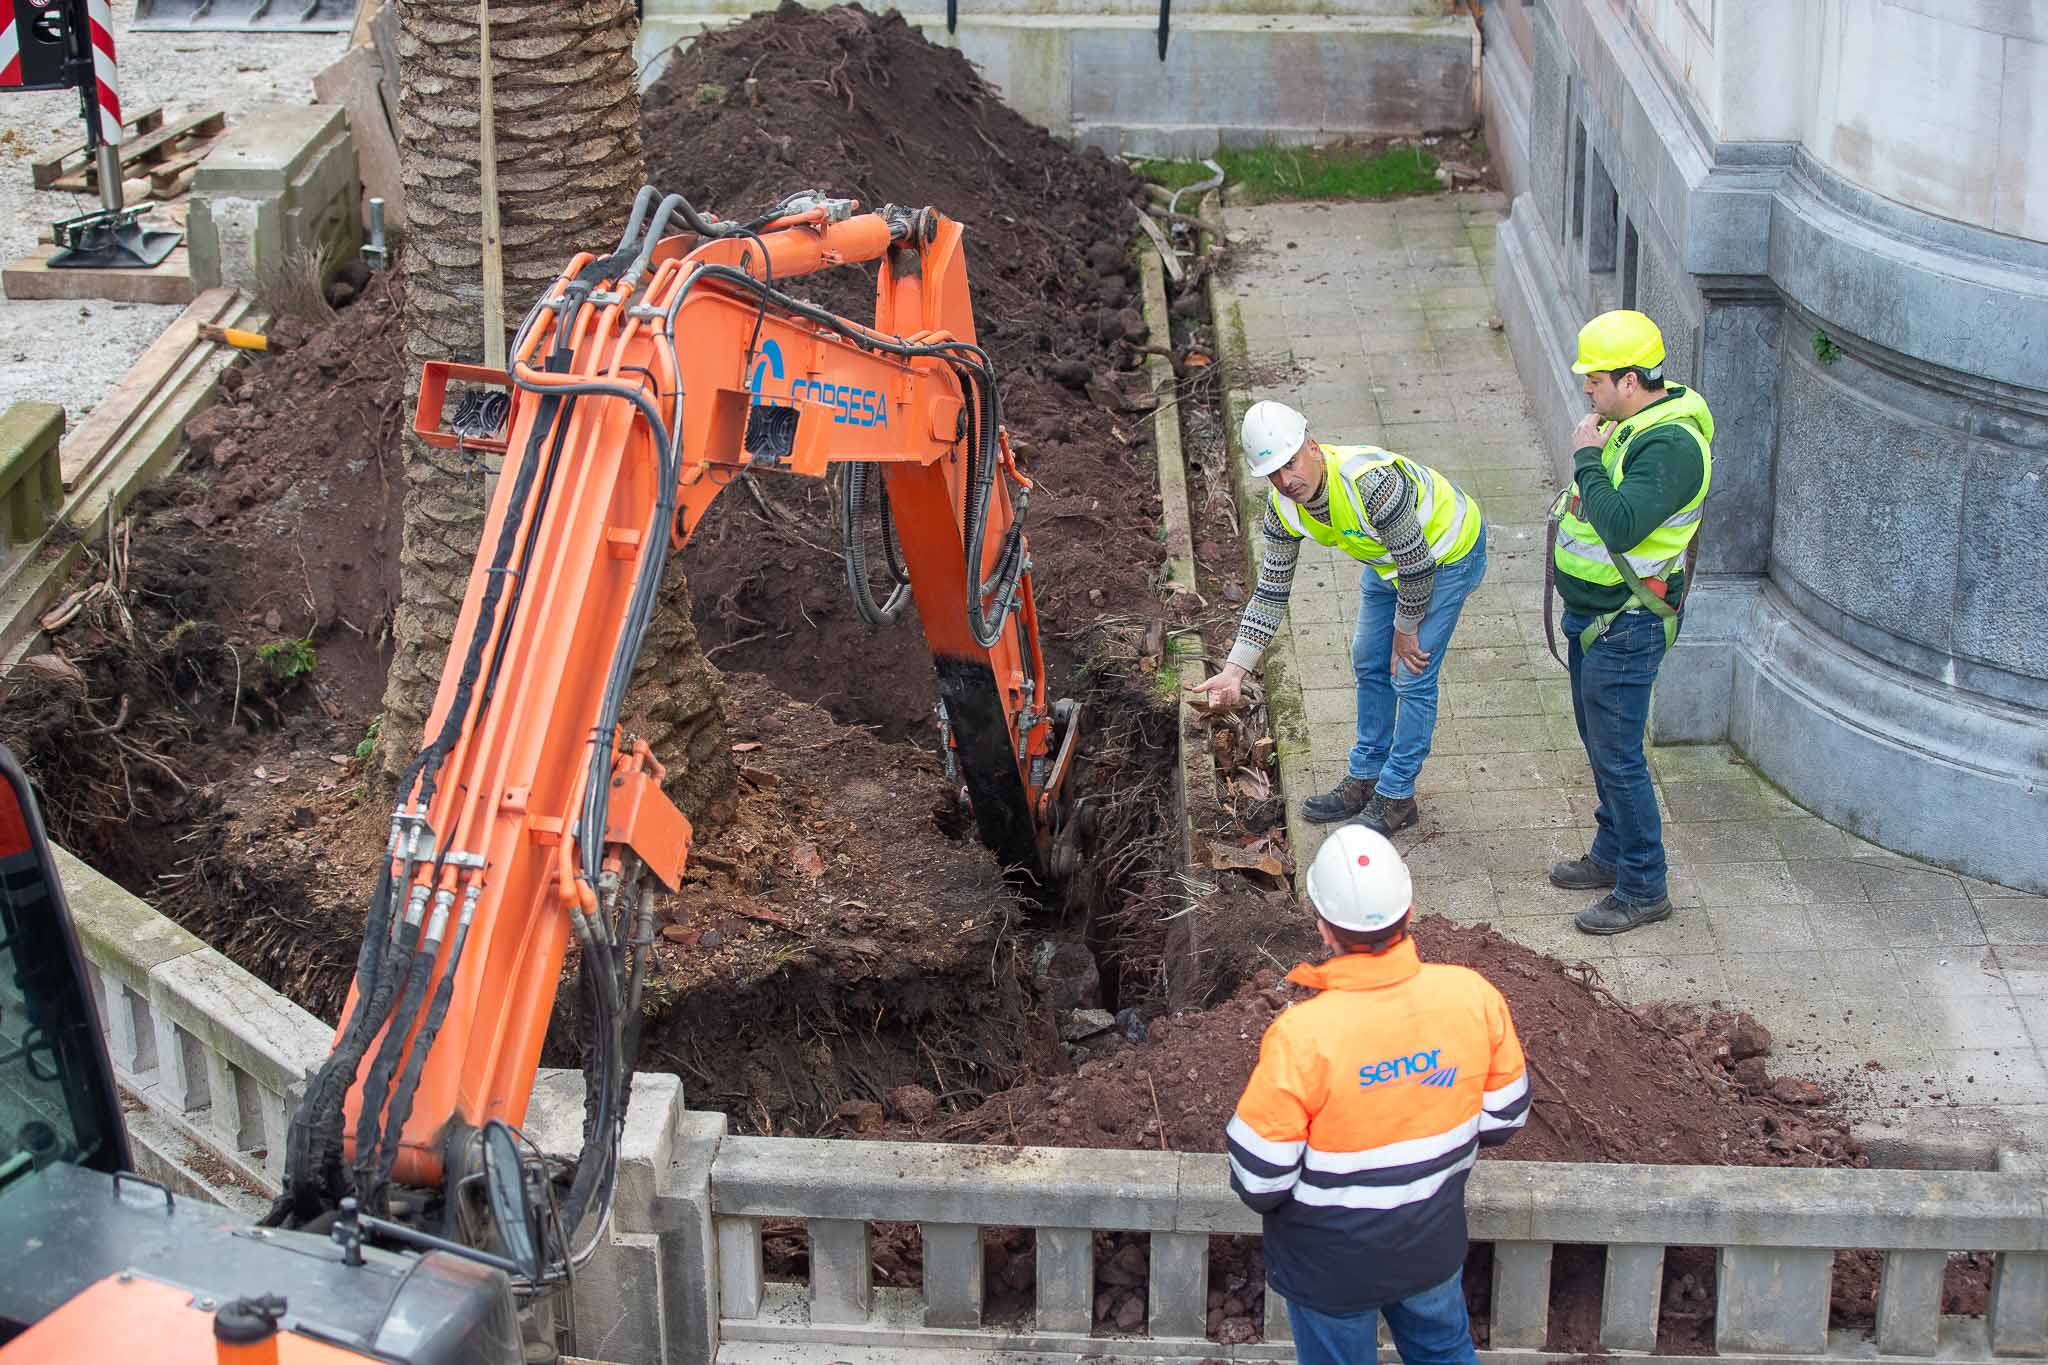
[
  {"xmin": 746, "ymin": 338, "xmax": 888, "ymax": 429},
  {"xmin": 1358, "ymin": 1049, "xmax": 1454, "ymax": 1089}
]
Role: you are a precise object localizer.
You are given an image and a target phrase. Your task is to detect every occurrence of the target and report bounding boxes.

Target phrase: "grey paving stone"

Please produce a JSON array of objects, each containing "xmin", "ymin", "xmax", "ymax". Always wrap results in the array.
[
  {"xmin": 1613, "ymin": 949, "xmax": 1728, "ymax": 1002},
  {"xmin": 1490, "ymin": 912, "xmax": 1616, "ymax": 961},
  {"xmin": 1705, "ymin": 905, "xmax": 1819, "ymax": 953},
  {"xmin": 1786, "ymin": 859, "xmax": 1875, "ymax": 904},
  {"xmin": 1892, "ymin": 948, "xmax": 2010, "ymax": 999},
  {"xmin": 1924, "ymin": 995, "xmax": 2037, "ymax": 1052},
  {"xmin": 1771, "ymin": 817, "xmax": 1856, "ymax": 861},
  {"xmin": 1823, "ymin": 948, "xmax": 1909, "ymax": 996},
  {"xmin": 1805, "ymin": 899, "xmax": 1986, "ymax": 951},
  {"xmin": 1941, "ymin": 1049, "xmax": 2048, "ymax": 1107},
  {"xmin": 1664, "ymin": 822, "xmax": 1786, "ymax": 865},
  {"xmin": 1688, "ymin": 860, "xmax": 1804, "ymax": 907},
  {"xmin": 1660, "ymin": 779, "xmax": 1778, "ymax": 823},
  {"xmin": 1604, "ymin": 909, "xmax": 1718, "ymax": 956},
  {"xmin": 1995, "ymin": 946, "xmax": 2048, "ymax": 995},
  {"xmin": 1860, "ymin": 863, "xmax": 1969, "ymax": 903}
]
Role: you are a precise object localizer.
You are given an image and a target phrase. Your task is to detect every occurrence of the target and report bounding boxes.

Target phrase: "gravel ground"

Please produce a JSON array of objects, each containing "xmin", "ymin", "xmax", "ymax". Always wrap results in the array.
[{"xmin": 0, "ymin": 0, "xmax": 345, "ymax": 424}]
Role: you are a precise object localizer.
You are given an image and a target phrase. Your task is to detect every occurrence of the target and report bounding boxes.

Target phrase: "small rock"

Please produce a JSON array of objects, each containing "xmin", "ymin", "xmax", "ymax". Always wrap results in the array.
[
  {"xmin": 1115, "ymin": 1006, "xmax": 1149, "ymax": 1043},
  {"xmin": 832, "ymin": 1099, "xmax": 885, "ymax": 1133},
  {"xmin": 1044, "ymin": 940, "xmax": 1102, "ymax": 1010},
  {"xmin": 1728, "ymin": 1018, "xmax": 1773, "ymax": 1061},
  {"xmin": 699, "ymin": 928, "xmax": 724, "ymax": 949},
  {"xmin": 1059, "ymin": 1008, "xmax": 1116, "ymax": 1042},
  {"xmin": 887, "ymin": 1083, "xmax": 940, "ymax": 1126},
  {"xmin": 291, "ymin": 806, "xmax": 317, "ymax": 830},
  {"xmin": 1114, "ymin": 1294, "xmax": 1145, "ymax": 1332},
  {"xmin": 1087, "ymin": 587, "xmax": 1105, "ymax": 606},
  {"xmin": 1487, "ymin": 313, "xmax": 1505, "ymax": 331},
  {"xmin": 1096, "ymin": 310, "xmax": 1125, "ymax": 343},
  {"xmin": 1207, "ymin": 1307, "xmax": 1225, "ymax": 1336},
  {"xmin": 1770, "ymin": 1076, "xmax": 1827, "ymax": 1106},
  {"xmin": 1732, "ymin": 1056, "xmax": 1769, "ymax": 1089},
  {"xmin": 1048, "ymin": 360, "xmax": 1093, "ymax": 391},
  {"xmin": 1086, "ymin": 242, "xmax": 1124, "ymax": 272},
  {"xmin": 325, "ymin": 279, "xmax": 358, "ymax": 308},
  {"xmin": 1118, "ymin": 307, "xmax": 1148, "ymax": 342}
]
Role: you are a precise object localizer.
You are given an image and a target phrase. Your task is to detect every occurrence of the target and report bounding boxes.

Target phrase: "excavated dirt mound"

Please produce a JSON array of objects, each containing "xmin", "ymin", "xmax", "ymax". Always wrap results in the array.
[
  {"xmin": 888, "ymin": 917, "xmax": 1870, "ymax": 1166},
  {"xmin": 644, "ymin": 2, "xmax": 1166, "ymax": 743}
]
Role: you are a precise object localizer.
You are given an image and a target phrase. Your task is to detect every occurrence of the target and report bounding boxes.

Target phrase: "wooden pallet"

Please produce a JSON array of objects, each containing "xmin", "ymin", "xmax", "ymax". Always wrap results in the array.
[
  {"xmin": 29, "ymin": 107, "xmax": 165, "ymax": 189},
  {"xmin": 31, "ymin": 110, "xmax": 227, "ymax": 195}
]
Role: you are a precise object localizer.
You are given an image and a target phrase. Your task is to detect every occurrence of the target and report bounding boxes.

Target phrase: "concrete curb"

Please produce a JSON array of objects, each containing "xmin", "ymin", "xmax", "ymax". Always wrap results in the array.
[
  {"xmin": 1139, "ymin": 245, "xmax": 1217, "ymax": 1002},
  {"xmin": 1201, "ymin": 196, "xmax": 1315, "ymax": 896}
]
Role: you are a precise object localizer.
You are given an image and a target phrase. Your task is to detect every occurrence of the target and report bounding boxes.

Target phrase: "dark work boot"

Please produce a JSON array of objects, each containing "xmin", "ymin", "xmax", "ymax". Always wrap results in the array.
[
  {"xmin": 1302, "ymin": 775, "xmax": 1375, "ymax": 824},
  {"xmin": 1575, "ymin": 893, "xmax": 1673, "ymax": 936},
  {"xmin": 1352, "ymin": 791, "xmax": 1419, "ymax": 836},
  {"xmin": 1548, "ymin": 856, "xmax": 1618, "ymax": 891}
]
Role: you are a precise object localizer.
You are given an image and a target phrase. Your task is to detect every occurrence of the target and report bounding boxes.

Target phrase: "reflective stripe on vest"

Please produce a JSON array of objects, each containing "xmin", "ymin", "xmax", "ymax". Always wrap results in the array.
[
  {"xmin": 1552, "ymin": 394, "xmax": 1713, "ymax": 589},
  {"xmin": 1271, "ymin": 446, "xmax": 1481, "ymax": 580}
]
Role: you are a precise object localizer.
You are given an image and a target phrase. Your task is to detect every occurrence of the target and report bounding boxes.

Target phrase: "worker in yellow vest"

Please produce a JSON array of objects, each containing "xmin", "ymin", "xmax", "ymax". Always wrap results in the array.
[
  {"xmin": 1192, "ymin": 400, "xmax": 1487, "ymax": 836},
  {"xmin": 1546, "ymin": 310, "xmax": 1713, "ymax": 936}
]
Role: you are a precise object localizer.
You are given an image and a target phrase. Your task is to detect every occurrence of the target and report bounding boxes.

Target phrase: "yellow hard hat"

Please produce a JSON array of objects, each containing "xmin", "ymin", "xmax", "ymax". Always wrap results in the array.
[{"xmin": 1571, "ymin": 310, "xmax": 1665, "ymax": 375}]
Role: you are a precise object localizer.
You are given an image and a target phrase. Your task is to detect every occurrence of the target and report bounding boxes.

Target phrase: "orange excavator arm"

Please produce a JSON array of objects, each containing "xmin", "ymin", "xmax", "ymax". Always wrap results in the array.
[{"xmin": 267, "ymin": 190, "xmax": 1081, "ymax": 1264}]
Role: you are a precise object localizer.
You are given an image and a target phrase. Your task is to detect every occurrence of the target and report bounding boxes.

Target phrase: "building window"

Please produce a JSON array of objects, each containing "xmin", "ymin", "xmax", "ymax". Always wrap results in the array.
[
  {"xmin": 1622, "ymin": 217, "xmax": 1640, "ymax": 310},
  {"xmin": 1571, "ymin": 119, "xmax": 1588, "ymax": 245}
]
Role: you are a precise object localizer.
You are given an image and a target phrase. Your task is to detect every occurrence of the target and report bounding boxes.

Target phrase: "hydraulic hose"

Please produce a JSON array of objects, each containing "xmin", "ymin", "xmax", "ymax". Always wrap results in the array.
[{"xmin": 839, "ymin": 462, "xmax": 911, "ymax": 625}]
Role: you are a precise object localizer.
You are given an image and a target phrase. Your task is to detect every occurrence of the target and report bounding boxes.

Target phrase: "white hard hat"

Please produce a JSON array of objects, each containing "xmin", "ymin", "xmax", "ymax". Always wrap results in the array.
[
  {"xmin": 1241, "ymin": 400, "xmax": 1308, "ymax": 477},
  {"xmin": 1305, "ymin": 825, "xmax": 1414, "ymax": 932}
]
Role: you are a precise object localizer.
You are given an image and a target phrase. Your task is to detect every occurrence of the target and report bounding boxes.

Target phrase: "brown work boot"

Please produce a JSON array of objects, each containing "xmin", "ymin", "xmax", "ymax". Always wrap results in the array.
[
  {"xmin": 1352, "ymin": 791, "xmax": 1419, "ymax": 836},
  {"xmin": 1302, "ymin": 775, "xmax": 1375, "ymax": 823}
]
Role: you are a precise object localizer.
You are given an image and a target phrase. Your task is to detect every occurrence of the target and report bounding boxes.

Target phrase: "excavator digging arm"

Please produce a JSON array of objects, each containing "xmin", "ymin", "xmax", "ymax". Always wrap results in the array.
[{"xmin": 271, "ymin": 189, "xmax": 1080, "ymax": 1266}]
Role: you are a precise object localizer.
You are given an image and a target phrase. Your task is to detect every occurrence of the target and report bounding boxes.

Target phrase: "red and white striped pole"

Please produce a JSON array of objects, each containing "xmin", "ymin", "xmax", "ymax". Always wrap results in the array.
[{"xmin": 82, "ymin": 0, "xmax": 119, "ymax": 144}]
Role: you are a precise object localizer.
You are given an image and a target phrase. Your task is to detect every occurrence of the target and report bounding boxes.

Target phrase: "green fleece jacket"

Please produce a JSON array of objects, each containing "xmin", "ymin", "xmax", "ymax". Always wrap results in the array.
[{"xmin": 1557, "ymin": 387, "xmax": 1710, "ymax": 615}]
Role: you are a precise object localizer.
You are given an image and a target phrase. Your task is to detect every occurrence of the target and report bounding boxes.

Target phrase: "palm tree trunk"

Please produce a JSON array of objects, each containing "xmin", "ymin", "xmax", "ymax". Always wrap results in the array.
[{"xmin": 381, "ymin": 0, "xmax": 734, "ymax": 823}]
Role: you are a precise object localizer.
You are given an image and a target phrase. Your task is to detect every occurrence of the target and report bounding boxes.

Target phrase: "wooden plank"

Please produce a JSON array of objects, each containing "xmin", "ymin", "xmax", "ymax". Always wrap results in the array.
[
  {"xmin": 50, "ymin": 112, "xmax": 226, "ymax": 194},
  {"xmin": 313, "ymin": 46, "xmax": 405, "ymax": 229},
  {"xmin": 148, "ymin": 150, "xmax": 211, "ymax": 195},
  {"xmin": 348, "ymin": 0, "xmax": 383, "ymax": 47},
  {"xmin": 2, "ymin": 243, "xmax": 195, "ymax": 306},
  {"xmin": 31, "ymin": 108, "xmax": 165, "ymax": 189},
  {"xmin": 58, "ymin": 289, "xmax": 242, "ymax": 489},
  {"xmin": 369, "ymin": 2, "xmax": 401, "ymax": 132}
]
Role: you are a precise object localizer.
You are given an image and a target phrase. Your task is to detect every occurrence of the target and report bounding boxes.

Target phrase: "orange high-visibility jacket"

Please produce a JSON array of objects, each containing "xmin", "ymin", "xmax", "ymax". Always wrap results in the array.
[{"xmin": 1226, "ymin": 939, "xmax": 1528, "ymax": 1312}]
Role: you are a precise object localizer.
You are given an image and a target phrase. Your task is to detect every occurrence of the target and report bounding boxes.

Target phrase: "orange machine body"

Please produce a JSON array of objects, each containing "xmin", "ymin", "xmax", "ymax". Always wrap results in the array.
[{"xmin": 337, "ymin": 205, "xmax": 1065, "ymax": 1189}]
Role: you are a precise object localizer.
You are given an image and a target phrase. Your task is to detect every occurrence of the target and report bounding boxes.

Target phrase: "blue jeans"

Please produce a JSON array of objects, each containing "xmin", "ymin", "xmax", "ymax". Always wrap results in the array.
[
  {"xmin": 1564, "ymin": 606, "xmax": 1668, "ymax": 904},
  {"xmin": 1349, "ymin": 537, "xmax": 1488, "ymax": 800},
  {"xmin": 1285, "ymin": 1271, "xmax": 1478, "ymax": 1365}
]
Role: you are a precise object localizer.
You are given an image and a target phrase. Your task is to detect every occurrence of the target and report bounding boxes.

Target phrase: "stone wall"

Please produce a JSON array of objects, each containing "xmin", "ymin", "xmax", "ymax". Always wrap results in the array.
[{"xmin": 1485, "ymin": 0, "xmax": 2048, "ymax": 892}]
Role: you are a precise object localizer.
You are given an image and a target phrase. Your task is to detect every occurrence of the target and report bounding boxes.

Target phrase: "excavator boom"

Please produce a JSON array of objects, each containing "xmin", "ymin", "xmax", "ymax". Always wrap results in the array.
[{"xmin": 272, "ymin": 190, "xmax": 1079, "ymax": 1255}]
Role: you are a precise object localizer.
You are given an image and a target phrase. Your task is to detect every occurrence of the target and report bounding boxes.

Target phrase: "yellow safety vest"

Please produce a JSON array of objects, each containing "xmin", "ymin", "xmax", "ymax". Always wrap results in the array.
[
  {"xmin": 1549, "ymin": 387, "xmax": 1713, "ymax": 650},
  {"xmin": 1269, "ymin": 446, "xmax": 1482, "ymax": 580}
]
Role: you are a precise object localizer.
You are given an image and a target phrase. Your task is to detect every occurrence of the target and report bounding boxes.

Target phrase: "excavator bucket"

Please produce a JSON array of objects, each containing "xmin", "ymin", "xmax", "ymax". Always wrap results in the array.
[{"xmin": 131, "ymin": 0, "xmax": 353, "ymax": 32}]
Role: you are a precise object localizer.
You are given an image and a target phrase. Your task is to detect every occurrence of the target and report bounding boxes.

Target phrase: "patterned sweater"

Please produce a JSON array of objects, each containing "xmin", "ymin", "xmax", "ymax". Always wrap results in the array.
[{"xmin": 1227, "ymin": 464, "xmax": 1438, "ymax": 672}]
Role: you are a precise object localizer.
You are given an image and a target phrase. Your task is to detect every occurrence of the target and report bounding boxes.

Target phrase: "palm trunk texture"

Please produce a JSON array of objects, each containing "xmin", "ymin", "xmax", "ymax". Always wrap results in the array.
[{"xmin": 381, "ymin": 0, "xmax": 735, "ymax": 826}]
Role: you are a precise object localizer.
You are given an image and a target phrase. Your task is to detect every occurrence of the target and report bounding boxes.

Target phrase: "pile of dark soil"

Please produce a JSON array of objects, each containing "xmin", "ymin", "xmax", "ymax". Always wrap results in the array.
[
  {"xmin": 644, "ymin": 2, "xmax": 1168, "ymax": 743},
  {"xmin": 894, "ymin": 917, "xmax": 1869, "ymax": 1167}
]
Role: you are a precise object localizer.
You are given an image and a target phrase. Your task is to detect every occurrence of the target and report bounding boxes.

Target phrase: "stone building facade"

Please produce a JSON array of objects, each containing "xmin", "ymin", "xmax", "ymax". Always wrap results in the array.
[{"xmin": 1483, "ymin": 0, "xmax": 2048, "ymax": 892}]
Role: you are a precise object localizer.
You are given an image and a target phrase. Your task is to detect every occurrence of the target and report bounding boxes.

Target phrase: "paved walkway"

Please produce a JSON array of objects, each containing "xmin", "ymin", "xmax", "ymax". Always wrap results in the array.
[{"xmin": 1220, "ymin": 191, "xmax": 2044, "ymax": 1164}]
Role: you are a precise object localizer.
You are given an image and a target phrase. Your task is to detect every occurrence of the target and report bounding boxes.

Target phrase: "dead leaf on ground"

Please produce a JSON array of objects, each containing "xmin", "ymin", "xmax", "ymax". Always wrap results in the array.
[
  {"xmin": 793, "ymin": 842, "xmax": 826, "ymax": 877},
  {"xmin": 18, "ymin": 653, "xmax": 85, "ymax": 685},
  {"xmin": 731, "ymin": 741, "xmax": 763, "ymax": 752},
  {"xmin": 1208, "ymin": 841, "xmax": 1285, "ymax": 877}
]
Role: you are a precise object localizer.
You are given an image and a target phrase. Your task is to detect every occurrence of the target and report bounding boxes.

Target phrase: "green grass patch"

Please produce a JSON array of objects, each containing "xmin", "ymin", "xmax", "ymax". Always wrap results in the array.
[{"xmin": 1137, "ymin": 142, "xmax": 1443, "ymax": 205}]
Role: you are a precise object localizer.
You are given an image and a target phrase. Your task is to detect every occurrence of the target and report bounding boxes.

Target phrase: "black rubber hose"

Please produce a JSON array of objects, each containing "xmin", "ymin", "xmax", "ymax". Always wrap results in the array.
[
  {"xmin": 369, "ymin": 906, "xmax": 476, "ymax": 1199},
  {"xmin": 840, "ymin": 463, "xmax": 909, "ymax": 626}
]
